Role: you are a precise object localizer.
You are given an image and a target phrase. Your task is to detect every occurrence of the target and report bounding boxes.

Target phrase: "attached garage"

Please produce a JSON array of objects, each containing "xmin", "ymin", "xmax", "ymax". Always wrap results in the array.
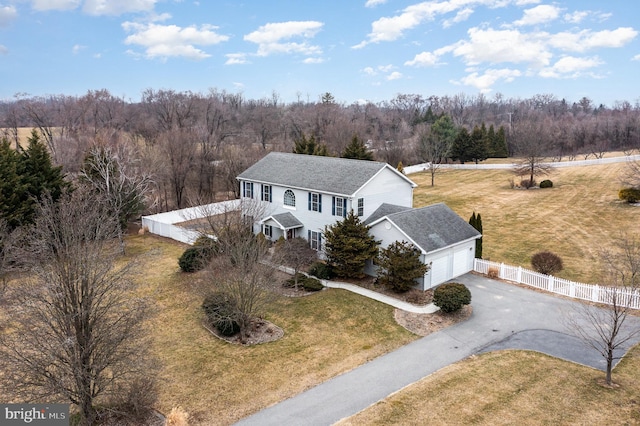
[{"xmin": 367, "ymin": 203, "xmax": 481, "ymax": 290}]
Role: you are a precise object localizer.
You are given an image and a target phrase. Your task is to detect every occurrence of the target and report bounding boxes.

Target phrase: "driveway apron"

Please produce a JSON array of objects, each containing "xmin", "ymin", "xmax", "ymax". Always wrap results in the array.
[{"xmin": 235, "ymin": 273, "xmax": 640, "ymax": 426}]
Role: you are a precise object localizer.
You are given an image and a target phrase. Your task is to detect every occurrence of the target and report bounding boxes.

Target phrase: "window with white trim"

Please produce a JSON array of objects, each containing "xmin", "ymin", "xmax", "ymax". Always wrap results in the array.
[
  {"xmin": 357, "ymin": 198, "xmax": 364, "ymax": 216},
  {"xmin": 308, "ymin": 230, "xmax": 322, "ymax": 251},
  {"xmin": 242, "ymin": 181, "xmax": 253, "ymax": 198},
  {"xmin": 262, "ymin": 224, "xmax": 273, "ymax": 239},
  {"xmin": 332, "ymin": 196, "xmax": 347, "ymax": 217},
  {"xmin": 308, "ymin": 192, "xmax": 322, "ymax": 212},
  {"xmin": 284, "ymin": 189, "xmax": 296, "ymax": 207},
  {"xmin": 261, "ymin": 184, "xmax": 272, "ymax": 202}
]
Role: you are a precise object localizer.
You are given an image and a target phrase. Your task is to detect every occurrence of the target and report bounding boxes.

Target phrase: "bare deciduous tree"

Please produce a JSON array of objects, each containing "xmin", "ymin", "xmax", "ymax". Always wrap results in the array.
[
  {"xmin": 277, "ymin": 237, "xmax": 318, "ymax": 289},
  {"xmin": 511, "ymin": 116, "xmax": 554, "ymax": 188},
  {"xmin": 0, "ymin": 191, "xmax": 154, "ymax": 425},
  {"xmin": 79, "ymin": 144, "xmax": 154, "ymax": 251},
  {"xmin": 566, "ymin": 235, "xmax": 640, "ymax": 386}
]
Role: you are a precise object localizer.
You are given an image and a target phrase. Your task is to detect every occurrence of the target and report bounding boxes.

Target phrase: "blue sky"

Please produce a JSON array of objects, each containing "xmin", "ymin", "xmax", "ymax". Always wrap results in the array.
[{"xmin": 0, "ymin": 0, "xmax": 638, "ymax": 106}]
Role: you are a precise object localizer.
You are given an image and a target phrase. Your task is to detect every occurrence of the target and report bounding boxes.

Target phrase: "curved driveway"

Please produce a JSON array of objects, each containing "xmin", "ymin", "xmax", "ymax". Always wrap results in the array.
[{"xmin": 236, "ymin": 274, "xmax": 640, "ymax": 426}]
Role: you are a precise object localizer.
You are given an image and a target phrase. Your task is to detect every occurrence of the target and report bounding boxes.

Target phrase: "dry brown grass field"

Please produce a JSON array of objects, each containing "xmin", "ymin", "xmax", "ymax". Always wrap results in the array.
[
  {"xmin": 123, "ymin": 235, "xmax": 417, "ymax": 425},
  {"xmin": 411, "ymin": 161, "xmax": 638, "ymax": 283},
  {"xmin": 338, "ymin": 347, "xmax": 640, "ymax": 425}
]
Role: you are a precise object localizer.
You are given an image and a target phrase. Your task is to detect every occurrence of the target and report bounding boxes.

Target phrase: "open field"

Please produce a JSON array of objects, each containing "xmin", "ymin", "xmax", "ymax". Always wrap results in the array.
[
  {"xmin": 123, "ymin": 235, "xmax": 417, "ymax": 425},
  {"xmin": 338, "ymin": 347, "xmax": 640, "ymax": 425},
  {"xmin": 411, "ymin": 161, "xmax": 638, "ymax": 283}
]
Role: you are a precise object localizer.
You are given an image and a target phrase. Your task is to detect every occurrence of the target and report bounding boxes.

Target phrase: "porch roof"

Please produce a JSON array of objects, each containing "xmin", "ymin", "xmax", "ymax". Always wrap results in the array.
[{"xmin": 262, "ymin": 212, "xmax": 304, "ymax": 230}]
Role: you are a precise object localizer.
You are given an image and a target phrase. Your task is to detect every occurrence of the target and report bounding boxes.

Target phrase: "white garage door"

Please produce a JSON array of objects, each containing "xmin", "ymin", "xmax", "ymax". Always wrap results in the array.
[
  {"xmin": 430, "ymin": 255, "xmax": 450, "ymax": 287},
  {"xmin": 452, "ymin": 247, "xmax": 470, "ymax": 278}
]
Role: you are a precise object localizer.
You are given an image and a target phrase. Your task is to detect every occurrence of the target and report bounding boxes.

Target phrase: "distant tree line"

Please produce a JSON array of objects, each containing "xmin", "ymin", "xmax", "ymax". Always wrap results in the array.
[{"xmin": 1, "ymin": 89, "xmax": 640, "ymax": 211}]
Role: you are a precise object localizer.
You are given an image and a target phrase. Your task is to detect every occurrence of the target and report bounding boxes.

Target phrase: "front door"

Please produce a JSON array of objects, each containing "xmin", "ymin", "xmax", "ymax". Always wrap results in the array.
[{"xmin": 286, "ymin": 229, "xmax": 296, "ymax": 239}]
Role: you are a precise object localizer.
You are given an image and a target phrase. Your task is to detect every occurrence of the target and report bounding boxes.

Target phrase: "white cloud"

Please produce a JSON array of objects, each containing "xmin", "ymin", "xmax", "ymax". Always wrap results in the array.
[
  {"xmin": 513, "ymin": 4, "xmax": 561, "ymax": 26},
  {"xmin": 30, "ymin": 0, "xmax": 81, "ymax": 11},
  {"xmin": 458, "ymin": 68, "xmax": 521, "ymax": 92},
  {"xmin": 548, "ymin": 27, "xmax": 638, "ymax": 53},
  {"xmin": 443, "ymin": 8, "xmax": 473, "ymax": 28},
  {"xmin": 387, "ymin": 71, "xmax": 403, "ymax": 80},
  {"xmin": 353, "ymin": 0, "xmax": 542, "ymax": 48},
  {"xmin": 122, "ymin": 22, "xmax": 229, "ymax": 60},
  {"xmin": 72, "ymin": 44, "xmax": 86, "ymax": 54},
  {"xmin": 563, "ymin": 11, "xmax": 588, "ymax": 24},
  {"xmin": 451, "ymin": 27, "xmax": 552, "ymax": 67},
  {"xmin": 0, "ymin": 5, "xmax": 17, "ymax": 27},
  {"xmin": 303, "ymin": 57, "xmax": 324, "ymax": 64},
  {"xmin": 633, "ymin": 54, "xmax": 640, "ymax": 62},
  {"xmin": 0, "ymin": 44, "xmax": 8, "ymax": 55},
  {"xmin": 405, "ymin": 51, "xmax": 441, "ymax": 67},
  {"xmin": 244, "ymin": 21, "xmax": 323, "ymax": 57},
  {"xmin": 365, "ymin": 0, "xmax": 387, "ymax": 7},
  {"xmin": 225, "ymin": 53, "xmax": 249, "ymax": 65},
  {"xmin": 538, "ymin": 55, "xmax": 602, "ymax": 78},
  {"xmin": 83, "ymin": 0, "xmax": 156, "ymax": 16},
  {"xmin": 233, "ymin": 82, "xmax": 244, "ymax": 89}
]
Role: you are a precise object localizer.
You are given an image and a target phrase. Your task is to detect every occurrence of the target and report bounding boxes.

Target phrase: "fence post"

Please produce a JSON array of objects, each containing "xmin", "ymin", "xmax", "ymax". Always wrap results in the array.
[
  {"xmin": 548, "ymin": 275, "xmax": 554, "ymax": 292},
  {"xmin": 569, "ymin": 282, "xmax": 575, "ymax": 298},
  {"xmin": 500, "ymin": 263, "xmax": 505, "ymax": 279},
  {"xmin": 517, "ymin": 266, "xmax": 522, "ymax": 284},
  {"xmin": 592, "ymin": 285, "xmax": 599, "ymax": 303}
]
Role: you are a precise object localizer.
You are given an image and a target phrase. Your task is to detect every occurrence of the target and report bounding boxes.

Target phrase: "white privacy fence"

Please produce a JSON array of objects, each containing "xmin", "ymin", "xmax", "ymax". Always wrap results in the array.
[
  {"xmin": 474, "ymin": 259, "xmax": 640, "ymax": 309},
  {"xmin": 141, "ymin": 200, "xmax": 240, "ymax": 245}
]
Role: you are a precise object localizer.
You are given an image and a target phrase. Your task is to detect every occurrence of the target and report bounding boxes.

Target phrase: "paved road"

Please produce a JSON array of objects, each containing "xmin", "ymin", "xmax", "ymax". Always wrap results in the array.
[{"xmin": 235, "ymin": 274, "xmax": 640, "ymax": 426}]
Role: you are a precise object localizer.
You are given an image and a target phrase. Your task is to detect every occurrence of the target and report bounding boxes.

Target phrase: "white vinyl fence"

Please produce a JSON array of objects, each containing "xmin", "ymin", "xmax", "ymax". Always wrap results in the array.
[
  {"xmin": 474, "ymin": 259, "xmax": 640, "ymax": 309},
  {"xmin": 141, "ymin": 200, "xmax": 240, "ymax": 245}
]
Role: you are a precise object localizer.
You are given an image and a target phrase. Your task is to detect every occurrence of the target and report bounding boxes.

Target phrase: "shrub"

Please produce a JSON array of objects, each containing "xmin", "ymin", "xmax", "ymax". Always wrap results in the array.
[
  {"xmin": 302, "ymin": 277, "xmax": 324, "ymax": 292},
  {"xmin": 178, "ymin": 236, "xmax": 219, "ymax": 272},
  {"xmin": 487, "ymin": 267, "xmax": 499, "ymax": 279},
  {"xmin": 539, "ymin": 179, "xmax": 553, "ymax": 188},
  {"xmin": 309, "ymin": 261, "xmax": 335, "ymax": 279},
  {"xmin": 178, "ymin": 247, "xmax": 206, "ymax": 273},
  {"xmin": 619, "ymin": 187, "xmax": 640, "ymax": 203},
  {"xmin": 520, "ymin": 179, "xmax": 536, "ymax": 189},
  {"xmin": 284, "ymin": 275, "xmax": 324, "ymax": 291},
  {"xmin": 433, "ymin": 283, "xmax": 472, "ymax": 313},
  {"xmin": 202, "ymin": 293, "xmax": 240, "ymax": 336},
  {"xmin": 166, "ymin": 407, "xmax": 189, "ymax": 426},
  {"xmin": 531, "ymin": 251, "xmax": 564, "ymax": 275}
]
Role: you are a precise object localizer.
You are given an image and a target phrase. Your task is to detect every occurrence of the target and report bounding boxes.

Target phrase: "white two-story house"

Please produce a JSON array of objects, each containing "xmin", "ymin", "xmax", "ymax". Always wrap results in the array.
[
  {"xmin": 236, "ymin": 152, "xmax": 481, "ymax": 289},
  {"xmin": 236, "ymin": 152, "xmax": 417, "ymax": 249}
]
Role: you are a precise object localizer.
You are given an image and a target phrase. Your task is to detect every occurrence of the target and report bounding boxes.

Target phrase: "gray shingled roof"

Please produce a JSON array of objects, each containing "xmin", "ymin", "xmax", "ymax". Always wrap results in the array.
[
  {"xmin": 369, "ymin": 203, "xmax": 481, "ymax": 253},
  {"xmin": 364, "ymin": 203, "xmax": 411, "ymax": 225},
  {"xmin": 268, "ymin": 212, "xmax": 303, "ymax": 229},
  {"xmin": 237, "ymin": 152, "xmax": 415, "ymax": 196}
]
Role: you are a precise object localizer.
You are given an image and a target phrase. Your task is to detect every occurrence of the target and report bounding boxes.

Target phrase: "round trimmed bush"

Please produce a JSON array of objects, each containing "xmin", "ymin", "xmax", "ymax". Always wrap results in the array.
[
  {"xmin": 202, "ymin": 292, "xmax": 240, "ymax": 336},
  {"xmin": 619, "ymin": 187, "xmax": 640, "ymax": 203},
  {"xmin": 302, "ymin": 277, "xmax": 324, "ymax": 292},
  {"xmin": 531, "ymin": 251, "xmax": 563, "ymax": 275},
  {"xmin": 539, "ymin": 179, "xmax": 553, "ymax": 188},
  {"xmin": 178, "ymin": 247, "xmax": 205, "ymax": 272},
  {"xmin": 433, "ymin": 283, "xmax": 471, "ymax": 313}
]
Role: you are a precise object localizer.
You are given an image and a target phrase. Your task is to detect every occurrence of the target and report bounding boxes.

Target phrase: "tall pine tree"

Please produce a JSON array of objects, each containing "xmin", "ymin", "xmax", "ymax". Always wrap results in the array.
[
  {"xmin": 377, "ymin": 240, "xmax": 429, "ymax": 292},
  {"xmin": 293, "ymin": 133, "xmax": 330, "ymax": 156},
  {"xmin": 324, "ymin": 210, "xmax": 380, "ymax": 278},
  {"xmin": 341, "ymin": 135, "xmax": 373, "ymax": 160},
  {"xmin": 469, "ymin": 212, "xmax": 483, "ymax": 259}
]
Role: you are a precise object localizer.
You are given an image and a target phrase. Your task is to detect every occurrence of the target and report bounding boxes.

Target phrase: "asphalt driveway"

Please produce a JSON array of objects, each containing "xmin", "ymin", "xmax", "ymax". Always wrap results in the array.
[{"xmin": 235, "ymin": 273, "xmax": 640, "ymax": 426}]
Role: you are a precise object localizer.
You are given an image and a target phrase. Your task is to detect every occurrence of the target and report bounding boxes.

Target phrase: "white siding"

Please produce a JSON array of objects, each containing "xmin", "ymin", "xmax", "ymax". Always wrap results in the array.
[{"xmin": 353, "ymin": 168, "xmax": 414, "ymax": 218}]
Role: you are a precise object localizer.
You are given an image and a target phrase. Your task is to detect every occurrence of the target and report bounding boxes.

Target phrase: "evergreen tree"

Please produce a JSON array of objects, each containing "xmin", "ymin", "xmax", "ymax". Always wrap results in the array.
[
  {"xmin": 377, "ymin": 240, "xmax": 429, "ymax": 292},
  {"xmin": 0, "ymin": 139, "xmax": 29, "ymax": 230},
  {"xmin": 0, "ymin": 132, "xmax": 69, "ymax": 229},
  {"xmin": 324, "ymin": 210, "xmax": 380, "ymax": 279},
  {"xmin": 469, "ymin": 124, "xmax": 489, "ymax": 164},
  {"xmin": 469, "ymin": 212, "xmax": 483, "ymax": 259},
  {"xmin": 493, "ymin": 125, "xmax": 509, "ymax": 157},
  {"xmin": 341, "ymin": 135, "xmax": 373, "ymax": 160},
  {"xmin": 451, "ymin": 127, "xmax": 472, "ymax": 163},
  {"xmin": 487, "ymin": 124, "xmax": 497, "ymax": 157},
  {"xmin": 293, "ymin": 133, "xmax": 330, "ymax": 156}
]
